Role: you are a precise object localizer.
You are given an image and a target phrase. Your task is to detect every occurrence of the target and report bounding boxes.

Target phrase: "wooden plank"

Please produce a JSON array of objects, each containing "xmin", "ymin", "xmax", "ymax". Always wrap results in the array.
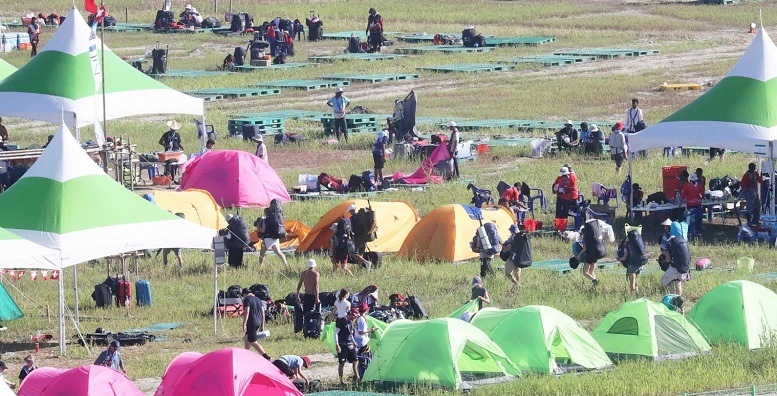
[
  {"xmin": 485, "ymin": 37, "xmax": 556, "ymax": 47},
  {"xmin": 158, "ymin": 70, "xmax": 232, "ymax": 78},
  {"xmin": 186, "ymin": 88, "xmax": 280, "ymax": 98},
  {"xmin": 659, "ymin": 83, "xmax": 703, "ymax": 91},
  {"xmin": 418, "ymin": 64, "xmax": 511, "ymax": 73},
  {"xmin": 234, "ymin": 63, "xmax": 319, "ymax": 72},
  {"xmin": 320, "ymin": 30, "xmax": 401, "ymax": 40}
]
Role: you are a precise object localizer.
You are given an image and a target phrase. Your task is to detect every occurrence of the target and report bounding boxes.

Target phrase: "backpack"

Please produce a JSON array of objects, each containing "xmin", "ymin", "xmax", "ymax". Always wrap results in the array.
[
  {"xmin": 483, "ymin": 222, "xmax": 501, "ymax": 255},
  {"xmin": 226, "ymin": 215, "xmax": 249, "ymax": 249},
  {"xmin": 462, "ymin": 27, "xmax": 476, "ymax": 47},
  {"xmin": 499, "ymin": 234, "xmax": 514, "ymax": 261},
  {"xmin": 361, "ymin": 170, "xmax": 376, "ymax": 192},
  {"xmin": 226, "ymin": 285, "xmax": 242, "ymax": 299},
  {"xmin": 352, "ymin": 207, "xmax": 378, "ymax": 242},
  {"xmin": 625, "ymin": 230, "xmax": 648, "ymax": 267},
  {"xmin": 233, "ymin": 46, "xmax": 246, "ymax": 66},
  {"xmin": 318, "ymin": 172, "xmax": 343, "ymax": 192},
  {"xmin": 249, "ymin": 284, "xmax": 270, "ymax": 300},
  {"xmin": 347, "ymin": 174, "xmax": 363, "ymax": 193},
  {"xmin": 202, "ymin": 17, "xmax": 221, "ymax": 28},
  {"xmin": 333, "ymin": 218, "xmax": 354, "ymax": 257},
  {"xmin": 582, "ymin": 220, "xmax": 607, "ymax": 261},
  {"xmin": 103, "ymin": 15, "xmax": 117, "ymax": 27},
  {"xmin": 230, "ymin": 13, "xmax": 245, "ymax": 32},
  {"xmin": 668, "ymin": 236, "xmax": 691, "ymax": 273},
  {"xmin": 263, "ymin": 206, "xmax": 285, "ymax": 239}
]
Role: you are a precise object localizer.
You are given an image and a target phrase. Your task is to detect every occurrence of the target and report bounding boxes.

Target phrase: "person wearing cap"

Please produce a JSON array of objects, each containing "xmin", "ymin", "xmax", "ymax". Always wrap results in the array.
[
  {"xmin": 0, "ymin": 361, "xmax": 14, "ymax": 389},
  {"xmin": 372, "ymin": 127, "xmax": 390, "ymax": 185},
  {"xmin": 448, "ymin": 121, "xmax": 461, "ymax": 179},
  {"xmin": 242, "ymin": 288, "xmax": 271, "ymax": 360},
  {"xmin": 296, "ymin": 259, "xmax": 320, "ymax": 313},
  {"xmin": 95, "ymin": 340, "xmax": 126, "ymax": 373},
  {"xmin": 272, "ymin": 355, "xmax": 310, "ymax": 386},
  {"xmin": 625, "ymin": 98, "xmax": 647, "ymax": 157},
  {"xmin": 334, "ymin": 308, "xmax": 359, "ymax": 385},
  {"xmin": 253, "ymin": 134, "xmax": 268, "ymax": 163},
  {"xmin": 347, "ymin": 204, "xmax": 373, "ymax": 270},
  {"xmin": 552, "ymin": 166, "xmax": 579, "ymax": 224},
  {"xmin": 353, "ymin": 306, "xmax": 377, "ymax": 353},
  {"xmin": 609, "ymin": 122, "xmax": 627, "ymax": 174},
  {"xmin": 585, "ymin": 124, "xmax": 605, "ymax": 155},
  {"xmin": 555, "ymin": 120, "xmax": 578, "ymax": 152},
  {"xmin": 681, "ymin": 172, "xmax": 705, "ymax": 239},
  {"xmin": 470, "ymin": 276, "xmax": 491, "ymax": 310},
  {"xmin": 366, "ymin": 7, "xmax": 384, "ymax": 52},
  {"xmin": 326, "ymin": 88, "xmax": 351, "ymax": 142},
  {"xmin": 18, "ymin": 354, "xmax": 36, "ymax": 383}
]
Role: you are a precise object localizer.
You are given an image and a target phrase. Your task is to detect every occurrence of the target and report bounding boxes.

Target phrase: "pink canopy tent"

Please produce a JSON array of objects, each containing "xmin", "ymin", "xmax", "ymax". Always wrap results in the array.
[
  {"xmin": 18, "ymin": 365, "xmax": 143, "ymax": 396},
  {"xmin": 155, "ymin": 348, "xmax": 303, "ymax": 396},
  {"xmin": 179, "ymin": 150, "xmax": 291, "ymax": 208},
  {"xmin": 392, "ymin": 144, "xmax": 450, "ymax": 184}
]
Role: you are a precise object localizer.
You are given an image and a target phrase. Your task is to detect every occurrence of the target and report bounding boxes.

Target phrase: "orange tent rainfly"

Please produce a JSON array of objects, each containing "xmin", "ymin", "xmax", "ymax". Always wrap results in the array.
[
  {"xmin": 146, "ymin": 189, "xmax": 228, "ymax": 230},
  {"xmin": 296, "ymin": 200, "xmax": 419, "ymax": 253},
  {"xmin": 398, "ymin": 204, "xmax": 515, "ymax": 262},
  {"xmin": 250, "ymin": 220, "xmax": 311, "ymax": 250}
]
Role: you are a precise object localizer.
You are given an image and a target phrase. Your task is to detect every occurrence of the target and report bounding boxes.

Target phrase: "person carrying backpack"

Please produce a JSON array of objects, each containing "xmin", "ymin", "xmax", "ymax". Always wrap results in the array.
[
  {"xmin": 660, "ymin": 233, "xmax": 691, "ymax": 296},
  {"xmin": 471, "ymin": 221, "xmax": 502, "ymax": 277},
  {"xmin": 347, "ymin": 204, "xmax": 372, "ymax": 270},
  {"xmin": 617, "ymin": 229, "xmax": 648, "ymax": 294},
  {"xmin": 329, "ymin": 218, "xmax": 355, "ymax": 277},
  {"xmin": 257, "ymin": 199, "xmax": 290, "ymax": 270},
  {"xmin": 501, "ymin": 224, "xmax": 531, "ymax": 285}
]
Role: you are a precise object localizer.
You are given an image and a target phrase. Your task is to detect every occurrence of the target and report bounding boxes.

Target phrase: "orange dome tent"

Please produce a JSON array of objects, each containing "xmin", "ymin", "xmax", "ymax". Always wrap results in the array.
[{"xmin": 249, "ymin": 220, "xmax": 311, "ymax": 250}]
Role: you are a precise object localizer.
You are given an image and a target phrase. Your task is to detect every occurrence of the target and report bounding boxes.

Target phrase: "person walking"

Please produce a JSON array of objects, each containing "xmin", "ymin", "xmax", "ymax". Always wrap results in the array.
[
  {"xmin": 372, "ymin": 128, "xmax": 389, "ymax": 184},
  {"xmin": 502, "ymin": 224, "xmax": 532, "ymax": 285},
  {"xmin": 447, "ymin": 121, "xmax": 461, "ymax": 179},
  {"xmin": 257, "ymin": 199, "xmax": 290, "ymax": 270},
  {"xmin": 625, "ymin": 98, "xmax": 646, "ymax": 157},
  {"xmin": 609, "ymin": 122, "xmax": 627, "ymax": 174},
  {"xmin": 366, "ymin": 8, "xmax": 384, "ymax": 52},
  {"xmin": 94, "ymin": 340, "xmax": 126, "ymax": 373},
  {"xmin": 334, "ymin": 309, "xmax": 359, "ymax": 385},
  {"xmin": 326, "ymin": 88, "xmax": 350, "ymax": 142},
  {"xmin": 242, "ymin": 288, "xmax": 271, "ymax": 360}
]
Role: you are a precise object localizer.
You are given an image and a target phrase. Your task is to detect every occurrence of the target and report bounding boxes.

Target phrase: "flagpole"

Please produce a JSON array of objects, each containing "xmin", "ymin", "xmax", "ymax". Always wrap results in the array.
[{"xmin": 100, "ymin": 3, "xmax": 107, "ymax": 134}]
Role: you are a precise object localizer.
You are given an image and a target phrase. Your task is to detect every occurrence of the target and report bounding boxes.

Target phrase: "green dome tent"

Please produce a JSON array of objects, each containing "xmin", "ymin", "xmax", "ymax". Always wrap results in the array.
[
  {"xmin": 320, "ymin": 315, "xmax": 388, "ymax": 357},
  {"xmin": 471, "ymin": 306, "xmax": 613, "ymax": 374},
  {"xmin": 591, "ymin": 298, "xmax": 710, "ymax": 360},
  {"xmin": 689, "ymin": 280, "xmax": 777, "ymax": 350},
  {"xmin": 362, "ymin": 318, "xmax": 520, "ymax": 389}
]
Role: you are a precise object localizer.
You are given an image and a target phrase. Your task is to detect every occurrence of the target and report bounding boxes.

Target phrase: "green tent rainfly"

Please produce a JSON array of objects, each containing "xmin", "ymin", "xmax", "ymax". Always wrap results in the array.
[
  {"xmin": 471, "ymin": 306, "xmax": 613, "ymax": 374},
  {"xmin": 362, "ymin": 318, "xmax": 520, "ymax": 389},
  {"xmin": 689, "ymin": 280, "xmax": 777, "ymax": 350},
  {"xmin": 320, "ymin": 315, "xmax": 388, "ymax": 357},
  {"xmin": 0, "ymin": 283, "xmax": 23, "ymax": 322},
  {"xmin": 0, "ymin": 58, "xmax": 16, "ymax": 81},
  {"xmin": 591, "ymin": 298, "xmax": 711, "ymax": 360}
]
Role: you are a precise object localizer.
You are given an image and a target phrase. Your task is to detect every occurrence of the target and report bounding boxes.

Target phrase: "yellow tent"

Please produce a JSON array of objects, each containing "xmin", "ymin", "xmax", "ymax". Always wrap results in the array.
[
  {"xmin": 150, "ymin": 189, "xmax": 228, "ymax": 230},
  {"xmin": 296, "ymin": 200, "xmax": 419, "ymax": 253},
  {"xmin": 249, "ymin": 220, "xmax": 311, "ymax": 250},
  {"xmin": 398, "ymin": 204, "xmax": 515, "ymax": 262}
]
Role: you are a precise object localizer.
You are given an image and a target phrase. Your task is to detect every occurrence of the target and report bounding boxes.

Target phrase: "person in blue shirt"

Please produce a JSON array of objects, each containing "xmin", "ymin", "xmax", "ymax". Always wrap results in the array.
[
  {"xmin": 272, "ymin": 355, "xmax": 310, "ymax": 387},
  {"xmin": 326, "ymin": 88, "xmax": 351, "ymax": 142},
  {"xmin": 662, "ymin": 294, "xmax": 684, "ymax": 314},
  {"xmin": 94, "ymin": 340, "xmax": 125, "ymax": 373},
  {"xmin": 372, "ymin": 128, "xmax": 389, "ymax": 184}
]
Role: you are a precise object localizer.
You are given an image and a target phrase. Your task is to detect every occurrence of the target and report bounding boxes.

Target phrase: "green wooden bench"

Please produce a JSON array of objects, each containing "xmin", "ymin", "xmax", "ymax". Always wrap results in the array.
[
  {"xmin": 186, "ymin": 88, "xmax": 280, "ymax": 98},
  {"xmin": 418, "ymin": 63, "xmax": 512, "ymax": 73},
  {"xmin": 309, "ymin": 53, "xmax": 404, "ymax": 62},
  {"xmin": 485, "ymin": 37, "xmax": 556, "ymax": 47},
  {"xmin": 320, "ymin": 73, "xmax": 420, "ymax": 83},
  {"xmin": 395, "ymin": 46, "xmax": 492, "ymax": 54},
  {"xmin": 256, "ymin": 79, "xmax": 348, "ymax": 91}
]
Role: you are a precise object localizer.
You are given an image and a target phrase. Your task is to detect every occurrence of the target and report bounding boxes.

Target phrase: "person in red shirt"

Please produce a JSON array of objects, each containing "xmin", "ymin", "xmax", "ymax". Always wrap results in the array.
[
  {"xmin": 553, "ymin": 167, "xmax": 579, "ymax": 223},
  {"xmin": 498, "ymin": 183, "xmax": 527, "ymax": 217},
  {"xmin": 740, "ymin": 162, "xmax": 764, "ymax": 227},
  {"xmin": 681, "ymin": 173, "xmax": 704, "ymax": 239}
]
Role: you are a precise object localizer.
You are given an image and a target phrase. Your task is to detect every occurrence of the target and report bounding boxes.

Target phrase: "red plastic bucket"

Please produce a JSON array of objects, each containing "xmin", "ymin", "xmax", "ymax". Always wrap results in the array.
[
  {"xmin": 524, "ymin": 219, "xmax": 537, "ymax": 232},
  {"xmin": 555, "ymin": 218, "xmax": 568, "ymax": 231},
  {"xmin": 477, "ymin": 144, "xmax": 490, "ymax": 155}
]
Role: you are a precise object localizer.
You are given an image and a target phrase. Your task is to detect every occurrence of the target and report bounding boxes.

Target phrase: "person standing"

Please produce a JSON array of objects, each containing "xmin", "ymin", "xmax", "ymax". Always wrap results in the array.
[
  {"xmin": 242, "ymin": 288, "xmax": 271, "ymax": 360},
  {"xmin": 94, "ymin": 340, "xmax": 126, "ymax": 373},
  {"xmin": 257, "ymin": 199, "xmax": 290, "ymax": 270},
  {"xmin": 365, "ymin": 8, "xmax": 383, "ymax": 52},
  {"xmin": 18, "ymin": 355, "xmax": 36, "ymax": 383},
  {"xmin": 625, "ymin": 98, "xmax": 646, "ymax": 157},
  {"xmin": 609, "ymin": 122, "xmax": 627, "ymax": 174},
  {"xmin": 372, "ymin": 128, "xmax": 389, "ymax": 184},
  {"xmin": 447, "ymin": 121, "xmax": 461, "ymax": 179},
  {"xmin": 159, "ymin": 120, "xmax": 184, "ymax": 179},
  {"xmin": 552, "ymin": 166, "xmax": 578, "ymax": 227},
  {"xmin": 254, "ymin": 135, "xmax": 268, "ymax": 163},
  {"xmin": 353, "ymin": 307, "xmax": 376, "ymax": 353},
  {"xmin": 334, "ymin": 309, "xmax": 359, "ymax": 385},
  {"xmin": 0, "ymin": 118, "xmax": 9, "ymax": 143},
  {"xmin": 332, "ymin": 289, "xmax": 352, "ymax": 320},
  {"xmin": 296, "ymin": 259, "xmax": 320, "ymax": 313},
  {"xmin": 740, "ymin": 162, "xmax": 764, "ymax": 227},
  {"xmin": 681, "ymin": 173, "xmax": 704, "ymax": 239},
  {"xmin": 502, "ymin": 224, "xmax": 531, "ymax": 285},
  {"xmin": 470, "ymin": 276, "xmax": 491, "ymax": 310},
  {"xmin": 28, "ymin": 17, "xmax": 40, "ymax": 57},
  {"xmin": 326, "ymin": 88, "xmax": 350, "ymax": 142}
]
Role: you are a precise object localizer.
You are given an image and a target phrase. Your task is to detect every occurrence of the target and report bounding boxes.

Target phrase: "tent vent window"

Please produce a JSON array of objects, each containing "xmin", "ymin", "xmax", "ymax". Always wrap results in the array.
[{"xmin": 608, "ymin": 317, "xmax": 639, "ymax": 335}]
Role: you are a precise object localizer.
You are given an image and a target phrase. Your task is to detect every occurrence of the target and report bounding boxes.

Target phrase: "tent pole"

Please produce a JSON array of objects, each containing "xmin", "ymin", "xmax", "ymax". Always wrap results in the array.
[
  {"xmin": 100, "ymin": 9, "xmax": 107, "ymax": 134},
  {"xmin": 213, "ymin": 260, "xmax": 218, "ymax": 336},
  {"xmin": 58, "ymin": 272, "xmax": 65, "ymax": 355},
  {"xmin": 73, "ymin": 266, "xmax": 79, "ymax": 324},
  {"xmin": 771, "ymin": 142, "xmax": 775, "ymax": 218}
]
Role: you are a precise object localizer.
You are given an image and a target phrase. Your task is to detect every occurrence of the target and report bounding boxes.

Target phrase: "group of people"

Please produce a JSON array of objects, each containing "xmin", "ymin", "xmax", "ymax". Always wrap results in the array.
[{"xmin": 0, "ymin": 355, "xmax": 37, "ymax": 390}]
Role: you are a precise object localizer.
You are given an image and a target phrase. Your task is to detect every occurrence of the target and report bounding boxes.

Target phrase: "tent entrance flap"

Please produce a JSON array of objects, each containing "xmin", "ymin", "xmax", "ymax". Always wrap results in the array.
[{"xmin": 655, "ymin": 315, "xmax": 701, "ymax": 357}]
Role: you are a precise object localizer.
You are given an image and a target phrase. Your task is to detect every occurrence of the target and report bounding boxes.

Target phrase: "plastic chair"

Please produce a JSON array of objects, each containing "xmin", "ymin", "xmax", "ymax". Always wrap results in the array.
[
  {"xmin": 466, "ymin": 183, "xmax": 494, "ymax": 208},
  {"xmin": 194, "ymin": 119, "xmax": 217, "ymax": 141},
  {"xmin": 592, "ymin": 182, "xmax": 619, "ymax": 209},
  {"xmin": 520, "ymin": 187, "xmax": 547, "ymax": 219}
]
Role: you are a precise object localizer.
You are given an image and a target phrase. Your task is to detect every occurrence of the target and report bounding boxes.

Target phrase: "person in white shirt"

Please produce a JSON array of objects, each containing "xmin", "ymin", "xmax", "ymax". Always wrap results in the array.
[
  {"xmin": 332, "ymin": 289, "xmax": 351, "ymax": 319},
  {"xmin": 254, "ymin": 135, "xmax": 268, "ymax": 163},
  {"xmin": 609, "ymin": 122, "xmax": 627, "ymax": 174},
  {"xmin": 353, "ymin": 307, "xmax": 376, "ymax": 351},
  {"xmin": 625, "ymin": 98, "xmax": 646, "ymax": 157}
]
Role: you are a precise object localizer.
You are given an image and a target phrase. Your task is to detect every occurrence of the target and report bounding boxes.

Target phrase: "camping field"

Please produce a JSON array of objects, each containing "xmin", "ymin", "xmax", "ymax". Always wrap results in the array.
[{"xmin": 3, "ymin": 0, "xmax": 777, "ymax": 394}]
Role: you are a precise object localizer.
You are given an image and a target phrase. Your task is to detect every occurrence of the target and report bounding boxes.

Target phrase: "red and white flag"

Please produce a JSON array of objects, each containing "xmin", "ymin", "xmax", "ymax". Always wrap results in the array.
[
  {"xmin": 85, "ymin": 0, "xmax": 98, "ymax": 14},
  {"xmin": 94, "ymin": 5, "xmax": 108, "ymax": 24}
]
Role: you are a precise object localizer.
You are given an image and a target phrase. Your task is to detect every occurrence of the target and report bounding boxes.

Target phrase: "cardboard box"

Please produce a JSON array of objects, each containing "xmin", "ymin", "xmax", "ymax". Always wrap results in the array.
[
  {"xmin": 158, "ymin": 151, "xmax": 182, "ymax": 162},
  {"xmin": 250, "ymin": 59, "xmax": 270, "ymax": 67},
  {"xmin": 152, "ymin": 175, "xmax": 173, "ymax": 186}
]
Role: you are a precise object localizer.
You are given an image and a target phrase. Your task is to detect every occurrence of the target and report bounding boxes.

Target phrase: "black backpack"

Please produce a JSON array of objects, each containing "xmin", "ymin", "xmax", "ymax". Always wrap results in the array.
[
  {"xmin": 226, "ymin": 285, "xmax": 242, "ymax": 299},
  {"xmin": 225, "ymin": 215, "xmax": 249, "ymax": 249},
  {"xmin": 249, "ymin": 284, "xmax": 270, "ymax": 300},
  {"xmin": 233, "ymin": 46, "xmax": 246, "ymax": 66},
  {"xmin": 625, "ymin": 230, "xmax": 649, "ymax": 267},
  {"xmin": 202, "ymin": 17, "xmax": 222, "ymax": 28},
  {"xmin": 347, "ymin": 174, "xmax": 363, "ymax": 193},
  {"xmin": 511, "ymin": 232, "xmax": 533, "ymax": 268},
  {"xmin": 263, "ymin": 204, "xmax": 286, "ymax": 239},
  {"xmin": 668, "ymin": 236, "xmax": 691, "ymax": 273},
  {"xmin": 230, "ymin": 13, "xmax": 246, "ymax": 32},
  {"xmin": 462, "ymin": 28, "xmax": 476, "ymax": 47},
  {"xmin": 352, "ymin": 207, "xmax": 377, "ymax": 242},
  {"xmin": 582, "ymin": 220, "xmax": 607, "ymax": 261},
  {"xmin": 333, "ymin": 218, "xmax": 354, "ymax": 257}
]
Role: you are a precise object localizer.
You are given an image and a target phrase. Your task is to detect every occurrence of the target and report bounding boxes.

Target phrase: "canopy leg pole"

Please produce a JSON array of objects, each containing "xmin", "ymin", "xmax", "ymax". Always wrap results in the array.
[
  {"xmin": 770, "ymin": 142, "xmax": 775, "ymax": 218},
  {"xmin": 58, "ymin": 273, "xmax": 65, "ymax": 355},
  {"xmin": 627, "ymin": 151, "xmax": 633, "ymax": 223},
  {"xmin": 73, "ymin": 266, "xmax": 79, "ymax": 324},
  {"xmin": 213, "ymin": 261, "xmax": 218, "ymax": 336}
]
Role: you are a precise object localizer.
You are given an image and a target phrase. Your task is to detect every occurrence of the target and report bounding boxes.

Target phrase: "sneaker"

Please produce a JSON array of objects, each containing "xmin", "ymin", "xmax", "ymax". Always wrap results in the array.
[
  {"xmin": 364, "ymin": 261, "xmax": 372, "ymax": 271},
  {"xmin": 592, "ymin": 279, "xmax": 600, "ymax": 287},
  {"xmin": 262, "ymin": 353, "xmax": 271, "ymax": 361},
  {"xmin": 0, "ymin": 326, "xmax": 7, "ymax": 331},
  {"xmin": 163, "ymin": 261, "xmax": 168, "ymax": 268}
]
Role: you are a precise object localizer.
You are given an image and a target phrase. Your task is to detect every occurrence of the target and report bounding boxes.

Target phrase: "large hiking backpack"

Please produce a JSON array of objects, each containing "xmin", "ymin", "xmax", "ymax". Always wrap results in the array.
[
  {"xmin": 668, "ymin": 236, "xmax": 691, "ymax": 273},
  {"xmin": 361, "ymin": 170, "xmax": 376, "ymax": 192},
  {"xmin": 511, "ymin": 232, "xmax": 533, "ymax": 268},
  {"xmin": 225, "ymin": 215, "xmax": 249, "ymax": 249},
  {"xmin": 625, "ymin": 230, "xmax": 649, "ymax": 267},
  {"xmin": 333, "ymin": 218, "xmax": 354, "ymax": 258},
  {"xmin": 462, "ymin": 28, "xmax": 477, "ymax": 47},
  {"xmin": 582, "ymin": 220, "xmax": 607, "ymax": 261},
  {"xmin": 227, "ymin": 284, "xmax": 242, "ymax": 299},
  {"xmin": 249, "ymin": 284, "xmax": 270, "ymax": 300},
  {"xmin": 154, "ymin": 10, "xmax": 174, "ymax": 29},
  {"xmin": 242, "ymin": 13, "xmax": 254, "ymax": 28},
  {"xmin": 353, "ymin": 207, "xmax": 378, "ymax": 242},
  {"xmin": 230, "ymin": 13, "xmax": 246, "ymax": 32},
  {"xmin": 263, "ymin": 205, "xmax": 286, "ymax": 239},
  {"xmin": 483, "ymin": 222, "xmax": 501, "ymax": 255},
  {"xmin": 233, "ymin": 46, "xmax": 246, "ymax": 66},
  {"xmin": 347, "ymin": 174, "xmax": 363, "ymax": 193},
  {"xmin": 202, "ymin": 17, "xmax": 221, "ymax": 28}
]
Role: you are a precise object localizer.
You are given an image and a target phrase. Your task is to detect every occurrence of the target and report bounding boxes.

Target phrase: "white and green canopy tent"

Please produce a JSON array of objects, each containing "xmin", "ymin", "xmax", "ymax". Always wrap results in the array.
[
  {"xmin": 0, "ymin": 124, "xmax": 215, "ymax": 354},
  {"xmin": 628, "ymin": 27, "xmax": 777, "ymax": 213},
  {"xmin": 0, "ymin": 6, "xmax": 203, "ymax": 129},
  {"xmin": 0, "ymin": 226, "xmax": 60, "ymax": 269},
  {"xmin": 0, "ymin": 58, "xmax": 15, "ymax": 81}
]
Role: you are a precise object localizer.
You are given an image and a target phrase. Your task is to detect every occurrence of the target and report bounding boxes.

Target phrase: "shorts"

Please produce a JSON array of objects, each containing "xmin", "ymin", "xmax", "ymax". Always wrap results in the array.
[
  {"xmin": 272, "ymin": 359, "xmax": 294, "ymax": 377},
  {"xmin": 263, "ymin": 238, "xmax": 280, "ymax": 249},
  {"xmin": 338, "ymin": 344, "xmax": 357, "ymax": 363},
  {"xmin": 334, "ymin": 255, "xmax": 349, "ymax": 265},
  {"xmin": 661, "ymin": 266, "xmax": 689, "ymax": 287},
  {"xmin": 626, "ymin": 264, "xmax": 642, "ymax": 275},
  {"xmin": 245, "ymin": 323, "xmax": 259, "ymax": 343},
  {"xmin": 504, "ymin": 258, "xmax": 520, "ymax": 276},
  {"xmin": 373, "ymin": 152, "xmax": 385, "ymax": 170},
  {"xmin": 612, "ymin": 153, "xmax": 624, "ymax": 167}
]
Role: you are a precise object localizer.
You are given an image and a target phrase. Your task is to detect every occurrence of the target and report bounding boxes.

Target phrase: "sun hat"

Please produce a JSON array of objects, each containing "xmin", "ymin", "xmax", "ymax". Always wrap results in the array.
[
  {"xmin": 590, "ymin": 124, "xmax": 599, "ymax": 131},
  {"xmin": 185, "ymin": 4, "xmax": 192, "ymax": 9},
  {"xmin": 166, "ymin": 120, "xmax": 181, "ymax": 130},
  {"xmin": 447, "ymin": 121, "xmax": 457, "ymax": 127},
  {"xmin": 614, "ymin": 121, "xmax": 624, "ymax": 130},
  {"xmin": 560, "ymin": 167, "xmax": 570, "ymax": 176},
  {"xmin": 302, "ymin": 356, "xmax": 311, "ymax": 368},
  {"xmin": 335, "ymin": 87, "xmax": 344, "ymax": 93},
  {"xmin": 253, "ymin": 134, "xmax": 264, "ymax": 142},
  {"xmin": 225, "ymin": 214, "xmax": 234, "ymax": 221},
  {"xmin": 564, "ymin": 120, "xmax": 573, "ymax": 126},
  {"xmin": 690, "ymin": 173, "xmax": 699, "ymax": 182},
  {"xmin": 307, "ymin": 259, "xmax": 317, "ymax": 268},
  {"xmin": 661, "ymin": 218, "xmax": 672, "ymax": 226},
  {"xmin": 330, "ymin": 223, "xmax": 338, "ymax": 231},
  {"xmin": 347, "ymin": 204, "xmax": 357, "ymax": 212},
  {"xmin": 110, "ymin": 340, "xmax": 121, "ymax": 350},
  {"xmin": 472, "ymin": 276, "xmax": 482, "ymax": 286}
]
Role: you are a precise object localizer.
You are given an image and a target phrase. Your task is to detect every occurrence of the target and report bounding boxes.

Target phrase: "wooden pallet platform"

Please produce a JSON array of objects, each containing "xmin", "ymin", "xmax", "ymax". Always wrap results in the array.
[
  {"xmin": 228, "ymin": 117, "xmax": 285, "ymax": 134},
  {"xmin": 485, "ymin": 37, "xmax": 556, "ymax": 47},
  {"xmin": 231, "ymin": 110, "xmax": 330, "ymax": 121},
  {"xmin": 395, "ymin": 46, "xmax": 492, "ymax": 54},
  {"xmin": 234, "ymin": 62, "xmax": 319, "ymax": 72},
  {"xmin": 154, "ymin": 27, "xmax": 214, "ymax": 34},
  {"xmin": 320, "ymin": 30, "xmax": 401, "ymax": 40},
  {"xmin": 158, "ymin": 70, "xmax": 232, "ymax": 78},
  {"xmin": 319, "ymin": 73, "xmax": 420, "ymax": 83},
  {"xmin": 193, "ymin": 94, "xmax": 224, "ymax": 102},
  {"xmin": 256, "ymin": 79, "xmax": 349, "ymax": 91},
  {"xmin": 418, "ymin": 63, "xmax": 512, "ymax": 73},
  {"xmin": 308, "ymin": 53, "xmax": 404, "ymax": 62},
  {"xmin": 186, "ymin": 88, "xmax": 281, "ymax": 98},
  {"xmin": 499, "ymin": 55, "xmax": 593, "ymax": 67},
  {"xmin": 659, "ymin": 83, "xmax": 703, "ymax": 91},
  {"xmin": 554, "ymin": 48, "xmax": 659, "ymax": 59},
  {"xmin": 453, "ymin": 119, "xmax": 541, "ymax": 131},
  {"xmin": 396, "ymin": 33, "xmax": 495, "ymax": 43}
]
